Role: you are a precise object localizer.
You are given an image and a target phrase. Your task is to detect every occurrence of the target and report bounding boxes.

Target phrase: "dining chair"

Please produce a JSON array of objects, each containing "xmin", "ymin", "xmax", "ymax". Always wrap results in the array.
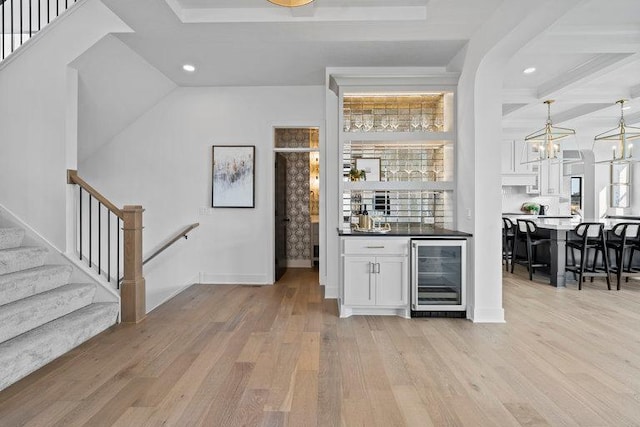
[
  {"xmin": 511, "ymin": 219, "xmax": 550, "ymax": 280},
  {"xmin": 502, "ymin": 217, "xmax": 516, "ymax": 272},
  {"xmin": 606, "ymin": 222, "xmax": 640, "ymax": 290},
  {"xmin": 565, "ymin": 222, "xmax": 611, "ymax": 290}
]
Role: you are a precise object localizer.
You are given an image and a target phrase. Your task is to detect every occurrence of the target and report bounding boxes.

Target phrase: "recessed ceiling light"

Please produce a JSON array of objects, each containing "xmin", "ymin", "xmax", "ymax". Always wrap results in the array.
[
  {"xmin": 523, "ymin": 67, "xmax": 536, "ymax": 74},
  {"xmin": 182, "ymin": 64, "xmax": 196, "ymax": 73}
]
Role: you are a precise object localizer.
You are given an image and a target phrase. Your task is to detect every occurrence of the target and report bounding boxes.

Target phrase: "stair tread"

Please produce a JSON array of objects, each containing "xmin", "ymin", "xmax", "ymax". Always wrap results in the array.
[
  {"xmin": 0, "ymin": 265, "xmax": 73, "ymax": 306},
  {"xmin": 0, "ymin": 302, "xmax": 119, "ymax": 391},
  {"xmin": 0, "ymin": 228, "xmax": 24, "ymax": 250},
  {"xmin": 0, "ymin": 247, "xmax": 48, "ymax": 275},
  {"xmin": 0, "ymin": 283, "xmax": 97, "ymax": 344}
]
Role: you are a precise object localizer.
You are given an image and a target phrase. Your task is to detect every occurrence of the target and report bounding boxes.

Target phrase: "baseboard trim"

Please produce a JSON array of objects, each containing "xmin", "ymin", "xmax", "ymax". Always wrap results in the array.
[
  {"xmin": 323, "ymin": 285, "xmax": 338, "ymax": 299},
  {"xmin": 198, "ymin": 273, "xmax": 272, "ymax": 285},
  {"xmin": 147, "ymin": 276, "xmax": 198, "ymax": 313},
  {"xmin": 469, "ymin": 307, "xmax": 505, "ymax": 323}
]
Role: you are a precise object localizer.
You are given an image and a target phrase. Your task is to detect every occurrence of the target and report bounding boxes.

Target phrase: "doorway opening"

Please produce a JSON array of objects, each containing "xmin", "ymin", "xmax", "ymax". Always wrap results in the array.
[{"xmin": 274, "ymin": 128, "xmax": 320, "ymax": 282}]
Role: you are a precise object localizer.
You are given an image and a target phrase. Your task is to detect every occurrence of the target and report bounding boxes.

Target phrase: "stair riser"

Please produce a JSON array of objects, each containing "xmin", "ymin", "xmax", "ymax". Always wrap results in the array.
[
  {"xmin": 0, "ymin": 284, "xmax": 96, "ymax": 344},
  {"xmin": 0, "ymin": 228, "xmax": 24, "ymax": 250},
  {"xmin": 0, "ymin": 266, "xmax": 73, "ymax": 306},
  {"xmin": 0, "ymin": 303, "xmax": 119, "ymax": 391},
  {"xmin": 0, "ymin": 248, "xmax": 48, "ymax": 275}
]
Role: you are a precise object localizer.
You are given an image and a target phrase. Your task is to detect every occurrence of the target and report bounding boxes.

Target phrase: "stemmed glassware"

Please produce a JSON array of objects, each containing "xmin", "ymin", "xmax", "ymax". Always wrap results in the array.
[
  {"xmin": 363, "ymin": 114, "xmax": 374, "ymax": 132},
  {"xmin": 434, "ymin": 116, "xmax": 443, "ymax": 131},
  {"xmin": 380, "ymin": 115, "xmax": 389, "ymax": 131},
  {"xmin": 421, "ymin": 114, "xmax": 430, "ymax": 131},
  {"xmin": 389, "ymin": 116, "xmax": 399, "ymax": 131},
  {"xmin": 387, "ymin": 150, "xmax": 400, "ymax": 181},
  {"xmin": 410, "ymin": 115, "xmax": 421, "ymax": 132},
  {"xmin": 354, "ymin": 115, "xmax": 363, "ymax": 132},
  {"xmin": 343, "ymin": 117, "xmax": 351, "ymax": 132}
]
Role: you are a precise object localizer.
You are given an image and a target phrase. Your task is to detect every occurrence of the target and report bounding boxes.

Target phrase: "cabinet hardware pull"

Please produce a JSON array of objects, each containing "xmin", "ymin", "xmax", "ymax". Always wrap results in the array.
[
  {"xmin": 369, "ymin": 262, "xmax": 374, "ymax": 274},
  {"xmin": 376, "ymin": 263, "xmax": 381, "ymax": 274},
  {"xmin": 366, "ymin": 245, "xmax": 385, "ymax": 249}
]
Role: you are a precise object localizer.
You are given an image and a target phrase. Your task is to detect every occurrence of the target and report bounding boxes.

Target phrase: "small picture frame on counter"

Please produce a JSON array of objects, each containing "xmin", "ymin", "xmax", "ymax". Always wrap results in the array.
[{"xmin": 355, "ymin": 158, "xmax": 381, "ymax": 182}]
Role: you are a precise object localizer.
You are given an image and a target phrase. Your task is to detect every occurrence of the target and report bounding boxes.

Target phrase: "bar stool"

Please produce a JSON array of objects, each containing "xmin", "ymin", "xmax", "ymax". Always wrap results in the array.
[
  {"xmin": 565, "ymin": 222, "xmax": 611, "ymax": 290},
  {"xmin": 502, "ymin": 217, "xmax": 516, "ymax": 272},
  {"xmin": 511, "ymin": 219, "xmax": 550, "ymax": 280},
  {"xmin": 606, "ymin": 222, "xmax": 640, "ymax": 290}
]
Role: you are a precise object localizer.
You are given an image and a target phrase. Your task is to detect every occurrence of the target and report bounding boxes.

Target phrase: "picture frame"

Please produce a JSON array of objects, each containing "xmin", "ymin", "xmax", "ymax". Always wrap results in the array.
[
  {"xmin": 355, "ymin": 158, "xmax": 381, "ymax": 182},
  {"xmin": 610, "ymin": 162, "xmax": 630, "ymax": 184},
  {"xmin": 610, "ymin": 184, "xmax": 630, "ymax": 208},
  {"xmin": 212, "ymin": 145, "xmax": 255, "ymax": 208}
]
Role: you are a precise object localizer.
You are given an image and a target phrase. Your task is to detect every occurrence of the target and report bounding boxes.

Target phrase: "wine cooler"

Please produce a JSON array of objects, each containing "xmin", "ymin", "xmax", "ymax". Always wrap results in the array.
[{"xmin": 411, "ymin": 239, "xmax": 466, "ymax": 316}]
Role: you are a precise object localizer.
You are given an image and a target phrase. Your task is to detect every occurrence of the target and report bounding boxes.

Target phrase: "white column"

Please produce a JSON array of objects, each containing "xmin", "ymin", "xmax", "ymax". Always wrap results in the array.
[{"xmin": 455, "ymin": 0, "xmax": 582, "ymax": 322}]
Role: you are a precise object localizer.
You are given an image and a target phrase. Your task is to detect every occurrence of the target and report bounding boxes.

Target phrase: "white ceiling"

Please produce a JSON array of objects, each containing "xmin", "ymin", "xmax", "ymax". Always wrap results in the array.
[{"xmin": 98, "ymin": 0, "xmax": 640, "ymax": 137}]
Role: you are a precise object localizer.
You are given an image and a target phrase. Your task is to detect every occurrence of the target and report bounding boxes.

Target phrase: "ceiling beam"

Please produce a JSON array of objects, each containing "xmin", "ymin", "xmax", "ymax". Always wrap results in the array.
[
  {"xmin": 503, "ymin": 104, "xmax": 528, "ymax": 116},
  {"xmin": 538, "ymin": 53, "xmax": 636, "ymax": 99},
  {"xmin": 502, "ymin": 88, "xmax": 537, "ymax": 104},
  {"xmin": 552, "ymin": 103, "xmax": 611, "ymax": 124},
  {"xmin": 626, "ymin": 111, "xmax": 640, "ymax": 125}
]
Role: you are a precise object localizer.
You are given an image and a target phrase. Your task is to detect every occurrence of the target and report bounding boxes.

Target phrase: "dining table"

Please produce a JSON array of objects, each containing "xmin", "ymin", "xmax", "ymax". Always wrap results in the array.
[{"xmin": 504, "ymin": 215, "xmax": 640, "ymax": 287}]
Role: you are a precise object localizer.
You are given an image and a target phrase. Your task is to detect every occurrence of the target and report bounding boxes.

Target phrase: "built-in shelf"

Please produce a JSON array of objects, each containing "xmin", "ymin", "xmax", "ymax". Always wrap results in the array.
[
  {"xmin": 341, "ymin": 131, "xmax": 454, "ymax": 143},
  {"xmin": 344, "ymin": 181, "xmax": 454, "ymax": 191}
]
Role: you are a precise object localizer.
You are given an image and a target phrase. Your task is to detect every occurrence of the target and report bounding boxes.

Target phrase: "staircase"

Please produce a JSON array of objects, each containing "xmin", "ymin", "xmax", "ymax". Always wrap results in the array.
[{"xmin": 0, "ymin": 226, "xmax": 119, "ymax": 391}]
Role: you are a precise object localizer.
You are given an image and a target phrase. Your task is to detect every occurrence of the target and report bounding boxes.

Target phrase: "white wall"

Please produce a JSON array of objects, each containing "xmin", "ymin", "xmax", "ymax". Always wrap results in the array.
[
  {"xmin": 71, "ymin": 34, "xmax": 177, "ymax": 163},
  {"xmin": 0, "ymin": 0, "xmax": 131, "ymax": 251},
  {"xmin": 79, "ymin": 86, "xmax": 325, "ymax": 311}
]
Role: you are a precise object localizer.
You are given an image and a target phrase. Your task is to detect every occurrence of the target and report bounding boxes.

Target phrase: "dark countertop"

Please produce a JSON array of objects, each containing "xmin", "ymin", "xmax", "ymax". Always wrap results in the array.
[{"xmin": 338, "ymin": 225, "xmax": 472, "ymax": 237}]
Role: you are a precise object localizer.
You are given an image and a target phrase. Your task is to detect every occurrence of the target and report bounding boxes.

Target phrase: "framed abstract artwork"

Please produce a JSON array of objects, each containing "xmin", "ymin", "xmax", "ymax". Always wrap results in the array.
[{"xmin": 212, "ymin": 145, "xmax": 255, "ymax": 208}]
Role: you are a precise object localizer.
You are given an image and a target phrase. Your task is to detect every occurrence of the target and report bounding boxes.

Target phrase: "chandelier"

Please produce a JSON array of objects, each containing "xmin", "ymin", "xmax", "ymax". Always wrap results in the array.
[
  {"xmin": 268, "ymin": 0, "xmax": 314, "ymax": 6},
  {"xmin": 521, "ymin": 100, "xmax": 579, "ymax": 164},
  {"xmin": 593, "ymin": 99, "xmax": 640, "ymax": 164}
]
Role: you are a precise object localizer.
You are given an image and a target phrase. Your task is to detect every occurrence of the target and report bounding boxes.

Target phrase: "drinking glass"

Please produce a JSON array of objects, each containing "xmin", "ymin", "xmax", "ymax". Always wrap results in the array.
[
  {"xmin": 434, "ymin": 116, "xmax": 443, "ymax": 131},
  {"xmin": 343, "ymin": 118, "xmax": 351, "ymax": 132},
  {"xmin": 380, "ymin": 115, "xmax": 389, "ymax": 131},
  {"xmin": 390, "ymin": 116, "xmax": 399, "ymax": 131},
  {"xmin": 410, "ymin": 115, "xmax": 421, "ymax": 132},
  {"xmin": 354, "ymin": 115, "xmax": 363, "ymax": 131},
  {"xmin": 421, "ymin": 114, "xmax": 430, "ymax": 131},
  {"xmin": 363, "ymin": 114, "xmax": 374, "ymax": 132}
]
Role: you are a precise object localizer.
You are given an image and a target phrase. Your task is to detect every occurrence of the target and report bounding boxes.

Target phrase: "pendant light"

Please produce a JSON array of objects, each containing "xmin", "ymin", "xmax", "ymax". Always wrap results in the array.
[
  {"xmin": 267, "ymin": 0, "xmax": 314, "ymax": 6},
  {"xmin": 593, "ymin": 100, "xmax": 640, "ymax": 164},
  {"xmin": 521, "ymin": 100, "xmax": 579, "ymax": 164}
]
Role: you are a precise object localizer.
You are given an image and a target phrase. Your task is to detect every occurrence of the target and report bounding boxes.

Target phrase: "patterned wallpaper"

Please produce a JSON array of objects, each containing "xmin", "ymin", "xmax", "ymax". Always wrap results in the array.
[{"xmin": 275, "ymin": 129, "xmax": 319, "ymax": 261}]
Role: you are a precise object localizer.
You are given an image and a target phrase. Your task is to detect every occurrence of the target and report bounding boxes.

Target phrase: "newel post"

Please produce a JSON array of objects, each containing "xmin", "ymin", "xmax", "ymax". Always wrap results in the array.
[{"xmin": 121, "ymin": 205, "xmax": 146, "ymax": 323}]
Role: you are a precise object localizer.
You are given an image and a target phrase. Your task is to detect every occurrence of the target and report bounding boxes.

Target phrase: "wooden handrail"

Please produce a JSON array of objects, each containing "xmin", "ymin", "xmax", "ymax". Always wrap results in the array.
[
  {"xmin": 67, "ymin": 170, "xmax": 123, "ymax": 218},
  {"xmin": 67, "ymin": 170, "xmax": 145, "ymax": 323},
  {"xmin": 143, "ymin": 223, "xmax": 200, "ymax": 266}
]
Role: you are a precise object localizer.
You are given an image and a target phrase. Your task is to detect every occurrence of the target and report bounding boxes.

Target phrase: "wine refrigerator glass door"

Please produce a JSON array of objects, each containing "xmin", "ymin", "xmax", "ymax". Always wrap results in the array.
[{"xmin": 412, "ymin": 239, "xmax": 466, "ymax": 311}]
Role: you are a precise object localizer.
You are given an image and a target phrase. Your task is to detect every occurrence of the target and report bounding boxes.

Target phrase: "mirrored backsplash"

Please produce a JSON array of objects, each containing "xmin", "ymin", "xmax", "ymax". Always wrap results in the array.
[
  {"xmin": 343, "ymin": 190, "xmax": 454, "ymax": 228},
  {"xmin": 344, "ymin": 142, "xmax": 451, "ymax": 182}
]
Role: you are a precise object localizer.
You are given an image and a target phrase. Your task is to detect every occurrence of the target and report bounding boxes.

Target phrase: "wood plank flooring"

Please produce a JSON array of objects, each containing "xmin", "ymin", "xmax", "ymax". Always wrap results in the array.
[{"xmin": 1, "ymin": 267, "xmax": 640, "ymax": 426}]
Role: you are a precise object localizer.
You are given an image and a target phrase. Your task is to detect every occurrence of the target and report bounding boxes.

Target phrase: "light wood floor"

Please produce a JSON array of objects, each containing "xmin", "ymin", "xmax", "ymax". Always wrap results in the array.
[{"xmin": 1, "ymin": 267, "xmax": 640, "ymax": 426}]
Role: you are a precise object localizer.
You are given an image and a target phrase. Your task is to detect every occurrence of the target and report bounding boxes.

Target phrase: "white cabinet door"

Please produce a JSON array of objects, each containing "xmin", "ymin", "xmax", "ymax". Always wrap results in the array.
[
  {"xmin": 343, "ymin": 256, "xmax": 374, "ymax": 306},
  {"xmin": 501, "ymin": 140, "xmax": 515, "ymax": 174},
  {"xmin": 376, "ymin": 256, "xmax": 408, "ymax": 307}
]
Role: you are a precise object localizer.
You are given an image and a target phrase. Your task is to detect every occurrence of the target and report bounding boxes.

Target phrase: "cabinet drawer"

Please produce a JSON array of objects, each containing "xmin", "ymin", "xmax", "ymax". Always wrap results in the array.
[{"xmin": 343, "ymin": 238, "xmax": 408, "ymax": 255}]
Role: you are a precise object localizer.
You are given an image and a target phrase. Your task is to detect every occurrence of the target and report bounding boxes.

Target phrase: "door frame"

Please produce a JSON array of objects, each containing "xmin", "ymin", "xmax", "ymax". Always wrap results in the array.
[{"xmin": 269, "ymin": 125, "xmax": 322, "ymax": 283}]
